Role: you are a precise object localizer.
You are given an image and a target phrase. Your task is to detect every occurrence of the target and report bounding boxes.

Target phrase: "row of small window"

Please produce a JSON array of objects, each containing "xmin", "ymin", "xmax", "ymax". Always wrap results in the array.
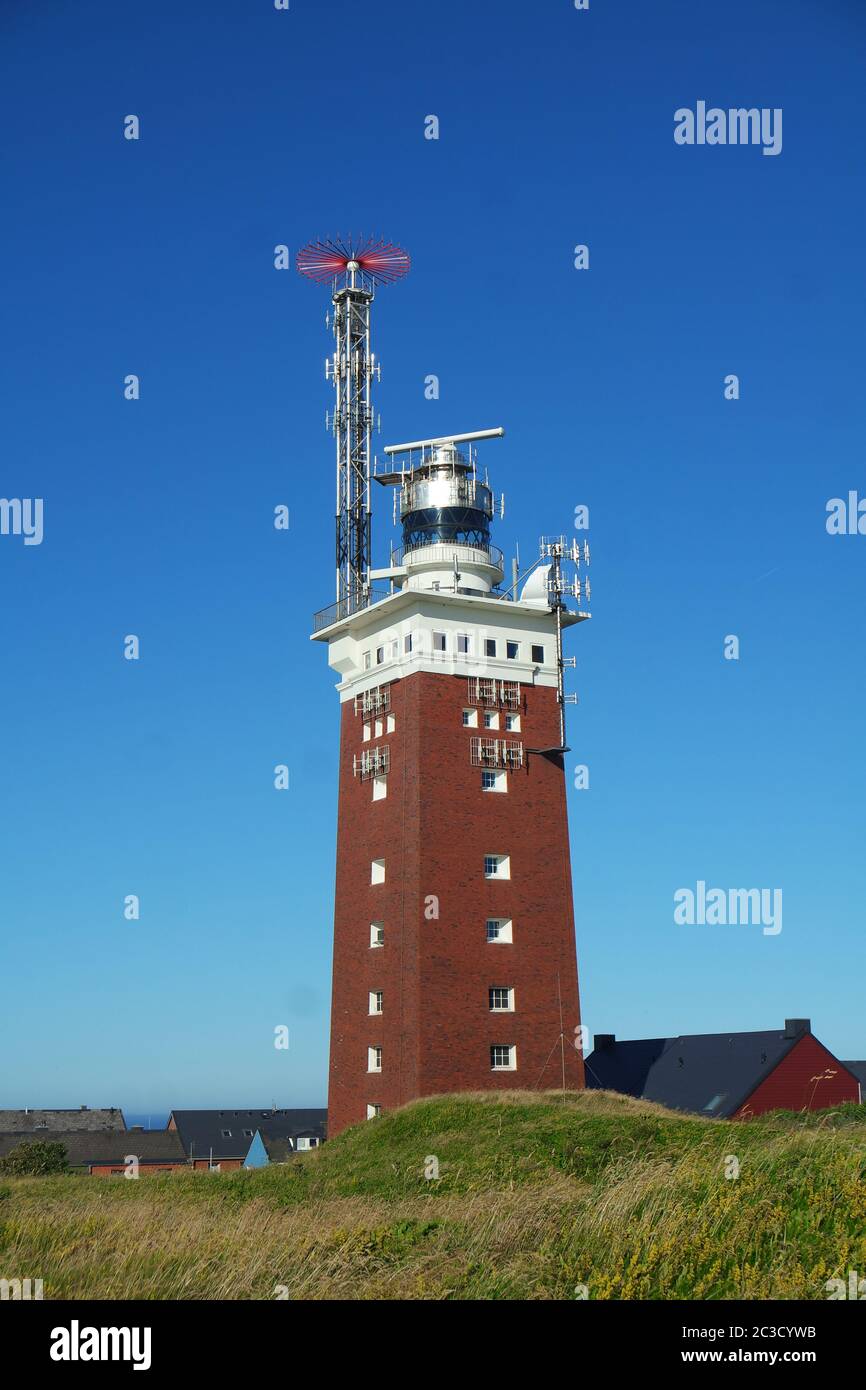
[
  {"xmin": 370, "ymin": 855, "xmax": 510, "ymax": 883},
  {"xmin": 366, "ymin": 986, "xmax": 514, "ymax": 1016},
  {"xmin": 362, "ymin": 636, "xmax": 545, "ymax": 668},
  {"xmin": 362, "ymin": 714, "xmax": 396, "ymax": 741},
  {"xmin": 217, "ymin": 1127, "xmax": 318, "ymax": 1150},
  {"xmin": 369, "ymin": 919, "xmax": 513, "ymax": 947},
  {"xmin": 366, "ymin": 1044, "xmax": 517, "ymax": 1076},
  {"xmin": 463, "ymin": 709, "xmax": 520, "ymax": 731},
  {"xmin": 368, "ymin": 770, "xmax": 507, "ymax": 799}
]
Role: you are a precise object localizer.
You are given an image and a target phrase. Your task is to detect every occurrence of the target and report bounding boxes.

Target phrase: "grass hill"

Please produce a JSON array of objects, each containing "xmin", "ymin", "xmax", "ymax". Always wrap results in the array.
[{"xmin": 2, "ymin": 1090, "xmax": 865, "ymax": 1299}]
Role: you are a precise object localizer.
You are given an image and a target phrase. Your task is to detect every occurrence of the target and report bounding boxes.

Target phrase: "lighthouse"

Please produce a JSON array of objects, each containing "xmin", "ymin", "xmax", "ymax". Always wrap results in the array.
[{"xmin": 300, "ymin": 240, "xmax": 590, "ymax": 1135}]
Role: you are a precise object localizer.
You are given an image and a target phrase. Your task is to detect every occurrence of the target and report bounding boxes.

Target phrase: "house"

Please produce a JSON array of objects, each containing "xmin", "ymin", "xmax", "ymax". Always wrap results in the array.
[
  {"xmin": 841, "ymin": 1062, "xmax": 866, "ymax": 1102},
  {"xmin": 168, "ymin": 1109, "xmax": 327, "ymax": 1170},
  {"xmin": 584, "ymin": 1019, "xmax": 861, "ymax": 1118},
  {"xmin": 0, "ymin": 1129, "xmax": 186, "ymax": 1176},
  {"xmin": 0, "ymin": 1107, "xmax": 125, "ymax": 1132}
]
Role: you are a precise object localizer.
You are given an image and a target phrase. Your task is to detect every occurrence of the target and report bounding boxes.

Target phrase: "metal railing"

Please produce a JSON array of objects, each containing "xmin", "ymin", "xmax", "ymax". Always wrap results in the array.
[
  {"xmin": 390, "ymin": 542, "xmax": 504, "ymax": 570},
  {"xmin": 312, "ymin": 586, "xmax": 393, "ymax": 633}
]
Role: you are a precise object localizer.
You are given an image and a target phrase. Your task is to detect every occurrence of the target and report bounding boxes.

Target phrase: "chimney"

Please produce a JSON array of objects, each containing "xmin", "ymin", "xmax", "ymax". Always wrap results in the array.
[
  {"xmin": 594, "ymin": 1033, "xmax": 616, "ymax": 1051},
  {"xmin": 784, "ymin": 1018, "xmax": 810, "ymax": 1039}
]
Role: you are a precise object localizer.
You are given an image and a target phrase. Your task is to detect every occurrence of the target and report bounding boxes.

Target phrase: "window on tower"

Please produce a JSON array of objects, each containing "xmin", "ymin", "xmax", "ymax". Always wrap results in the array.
[
  {"xmin": 489, "ymin": 986, "xmax": 515, "ymax": 1012},
  {"xmin": 463, "ymin": 708, "xmax": 478, "ymax": 728},
  {"xmin": 532, "ymin": 644, "xmax": 544, "ymax": 664},
  {"xmin": 370, "ymin": 922, "xmax": 384, "ymax": 948},
  {"xmin": 484, "ymin": 854, "xmax": 510, "ymax": 879},
  {"xmin": 457, "ymin": 633, "xmax": 471, "ymax": 655},
  {"xmin": 504, "ymin": 713, "xmax": 521, "ymax": 732},
  {"xmin": 481, "ymin": 770, "xmax": 506, "ymax": 793},
  {"xmin": 484, "ymin": 638, "xmax": 497, "ymax": 658},
  {"xmin": 376, "ymin": 646, "xmax": 385, "ymax": 665},
  {"xmin": 368, "ymin": 1045, "xmax": 383, "ymax": 1073},
  {"xmin": 507, "ymin": 641, "xmax": 519, "ymax": 660},
  {"xmin": 486, "ymin": 918, "xmax": 513, "ymax": 943},
  {"xmin": 404, "ymin": 633, "xmax": 413, "ymax": 655},
  {"xmin": 369, "ymin": 990, "xmax": 383, "ymax": 1015},
  {"xmin": 371, "ymin": 859, "xmax": 385, "ymax": 884},
  {"xmin": 483, "ymin": 711, "xmax": 499, "ymax": 730},
  {"xmin": 363, "ymin": 651, "xmax": 372, "ymax": 671},
  {"xmin": 372, "ymin": 775, "xmax": 387, "ymax": 801},
  {"xmin": 366, "ymin": 1103, "xmax": 382, "ymax": 1120},
  {"xmin": 490, "ymin": 1044, "xmax": 517, "ymax": 1071},
  {"xmin": 433, "ymin": 631, "xmax": 447, "ymax": 653}
]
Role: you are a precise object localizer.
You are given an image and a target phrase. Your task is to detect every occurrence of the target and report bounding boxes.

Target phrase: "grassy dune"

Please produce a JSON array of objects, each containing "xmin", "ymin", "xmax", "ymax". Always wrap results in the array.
[{"xmin": 2, "ymin": 1090, "xmax": 865, "ymax": 1300}]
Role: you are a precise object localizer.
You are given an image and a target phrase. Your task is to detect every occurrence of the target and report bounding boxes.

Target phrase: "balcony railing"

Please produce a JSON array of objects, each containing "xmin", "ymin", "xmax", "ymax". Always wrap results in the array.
[
  {"xmin": 390, "ymin": 542, "xmax": 504, "ymax": 571},
  {"xmin": 312, "ymin": 586, "xmax": 393, "ymax": 633}
]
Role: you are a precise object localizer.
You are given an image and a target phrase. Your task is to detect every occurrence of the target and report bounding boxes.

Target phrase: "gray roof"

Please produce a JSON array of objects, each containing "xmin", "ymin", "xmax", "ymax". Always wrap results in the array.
[
  {"xmin": 0, "ymin": 1130, "xmax": 185, "ymax": 1167},
  {"xmin": 842, "ymin": 1062, "xmax": 866, "ymax": 1093},
  {"xmin": 585, "ymin": 1023, "xmax": 854, "ymax": 1118},
  {"xmin": 0, "ymin": 1108, "xmax": 125, "ymax": 1133},
  {"xmin": 169, "ymin": 1109, "xmax": 327, "ymax": 1160}
]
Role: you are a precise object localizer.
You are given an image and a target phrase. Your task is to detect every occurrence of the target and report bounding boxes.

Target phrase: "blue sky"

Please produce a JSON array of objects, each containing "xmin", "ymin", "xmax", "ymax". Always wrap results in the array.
[{"xmin": 1, "ymin": 0, "xmax": 864, "ymax": 1111}]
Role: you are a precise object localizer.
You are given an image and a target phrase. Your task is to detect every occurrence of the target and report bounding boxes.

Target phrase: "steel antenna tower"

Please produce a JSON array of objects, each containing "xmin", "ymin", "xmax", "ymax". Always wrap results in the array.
[{"xmin": 297, "ymin": 236, "xmax": 410, "ymax": 615}]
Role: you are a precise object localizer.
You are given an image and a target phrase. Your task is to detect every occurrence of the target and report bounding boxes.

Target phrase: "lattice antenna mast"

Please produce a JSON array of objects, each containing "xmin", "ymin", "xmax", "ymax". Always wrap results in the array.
[
  {"xmin": 540, "ymin": 535, "xmax": 591, "ymax": 748},
  {"xmin": 297, "ymin": 237, "xmax": 410, "ymax": 613}
]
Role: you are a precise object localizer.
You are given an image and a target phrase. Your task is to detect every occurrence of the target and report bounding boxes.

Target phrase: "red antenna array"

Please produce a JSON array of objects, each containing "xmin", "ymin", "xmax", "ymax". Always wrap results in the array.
[{"xmin": 296, "ymin": 235, "xmax": 410, "ymax": 286}]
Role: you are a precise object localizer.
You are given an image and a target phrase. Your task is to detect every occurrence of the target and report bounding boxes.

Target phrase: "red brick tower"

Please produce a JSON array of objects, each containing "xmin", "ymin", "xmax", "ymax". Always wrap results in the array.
[{"xmin": 312, "ymin": 429, "xmax": 590, "ymax": 1135}]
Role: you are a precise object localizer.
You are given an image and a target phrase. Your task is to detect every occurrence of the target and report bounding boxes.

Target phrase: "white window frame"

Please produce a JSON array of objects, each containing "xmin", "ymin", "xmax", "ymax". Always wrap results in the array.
[
  {"xmin": 486, "ymin": 918, "xmax": 513, "ymax": 944},
  {"xmin": 491, "ymin": 1044, "xmax": 517, "ymax": 1071},
  {"xmin": 368, "ymin": 1045, "xmax": 382, "ymax": 1073},
  {"xmin": 372, "ymin": 775, "xmax": 387, "ymax": 801},
  {"xmin": 484, "ymin": 854, "xmax": 510, "ymax": 880},
  {"xmin": 369, "ymin": 990, "xmax": 383, "ymax": 1015},
  {"xmin": 489, "ymin": 986, "xmax": 515, "ymax": 1013},
  {"xmin": 481, "ymin": 769, "xmax": 507, "ymax": 793},
  {"xmin": 370, "ymin": 922, "xmax": 384, "ymax": 948},
  {"xmin": 463, "ymin": 708, "xmax": 478, "ymax": 728},
  {"xmin": 371, "ymin": 858, "xmax": 385, "ymax": 885}
]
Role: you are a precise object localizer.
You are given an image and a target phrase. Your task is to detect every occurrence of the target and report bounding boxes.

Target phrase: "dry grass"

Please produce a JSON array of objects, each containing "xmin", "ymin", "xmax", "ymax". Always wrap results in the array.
[{"xmin": 1, "ymin": 1090, "xmax": 864, "ymax": 1299}]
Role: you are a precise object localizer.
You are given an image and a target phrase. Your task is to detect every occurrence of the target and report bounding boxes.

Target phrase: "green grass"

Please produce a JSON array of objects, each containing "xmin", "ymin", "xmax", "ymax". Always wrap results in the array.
[{"xmin": 1, "ymin": 1089, "xmax": 865, "ymax": 1299}]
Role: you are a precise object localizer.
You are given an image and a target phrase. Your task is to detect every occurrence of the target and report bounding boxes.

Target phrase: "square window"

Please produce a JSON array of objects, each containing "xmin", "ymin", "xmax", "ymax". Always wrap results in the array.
[
  {"xmin": 484, "ymin": 638, "xmax": 497, "ymax": 658},
  {"xmin": 489, "ymin": 986, "xmax": 514, "ymax": 1012},
  {"xmin": 368, "ymin": 1045, "xmax": 382, "ymax": 1073},
  {"xmin": 490, "ymin": 1044, "xmax": 516, "ymax": 1071},
  {"xmin": 504, "ymin": 713, "xmax": 520, "ymax": 732},
  {"xmin": 486, "ymin": 918, "xmax": 513, "ymax": 943},
  {"xmin": 243, "ymin": 1129, "xmax": 253, "ymax": 1137},
  {"xmin": 433, "ymin": 631, "xmax": 447, "ymax": 653},
  {"xmin": 370, "ymin": 922, "xmax": 384, "ymax": 948},
  {"xmin": 482, "ymin": 769, "xmax": 507, "ymax": 793},
  {"xmin": 507, "ymin": 641, "xmax": 519, "ymax": 660},
  {"xmin": 483, "ymin": 711, "xmax": 499, "ymax": 730},
  {"xmin": 531, "ymin": 644, "xmax": 544, "ymax": 664},
  {"xmin": 371, "ymin": 859, "xmax": 385, "ymax": 884},
  {"xmin": 367, "ymin": 1104, "xmax": 382, "ymax": 1120},
  {"xmin": 457, "ymin": 634, "xmax": 470, "ymax": 654},
  {"xmin": 484, "ymin": 854, "xmax": 510, "ymax": 879},
  {"xmin": 369, "ymin": 990, "xmax": 383, "ymax": 1015},
  {"xmin": 221, "ymin": 1129, "xmax": 232, "ymax": 1138}
]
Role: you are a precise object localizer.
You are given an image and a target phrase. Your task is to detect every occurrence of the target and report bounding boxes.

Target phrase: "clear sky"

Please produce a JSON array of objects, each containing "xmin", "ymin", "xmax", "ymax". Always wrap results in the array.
[{"xmin": 1, "ymin": 0, "xmax": 864, "ymax": 1112}]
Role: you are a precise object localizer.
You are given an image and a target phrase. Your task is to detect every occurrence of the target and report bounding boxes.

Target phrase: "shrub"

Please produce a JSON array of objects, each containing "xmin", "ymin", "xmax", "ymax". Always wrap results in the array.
[{"xmin": 0, "ymin": 1140, "xmax": 69, "ymax": 1176}]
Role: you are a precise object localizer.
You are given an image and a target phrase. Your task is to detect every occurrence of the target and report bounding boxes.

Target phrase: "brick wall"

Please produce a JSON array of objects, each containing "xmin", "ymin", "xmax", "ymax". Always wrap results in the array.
[{"xmin": 328, "ymin": 668, "xmax": 584, "ymax": 1135}]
